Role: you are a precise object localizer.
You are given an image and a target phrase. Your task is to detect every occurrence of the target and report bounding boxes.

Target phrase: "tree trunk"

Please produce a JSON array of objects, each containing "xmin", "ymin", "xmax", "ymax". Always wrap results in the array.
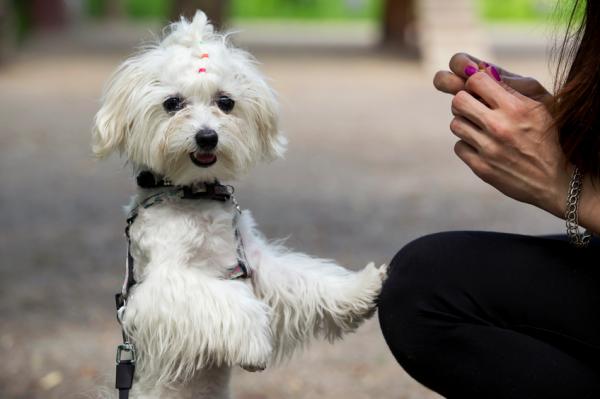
[
  {"xmin": 30, "ymin": 0, "xmax": 67, "ymax": 30},
  {"xmin": 171, "ymin": 0, "xmax": 229, "ymax": 29},
  {"xmin": 105, "ymin": 0, "xmax": 124, "ymax": 19},
  {"xmin": 382, "ymin": 0, "xmax": 416, "ymax": 50},
  {"xmin": 0, "ymin": 0, "xmax": 18, "ymax": 64}
]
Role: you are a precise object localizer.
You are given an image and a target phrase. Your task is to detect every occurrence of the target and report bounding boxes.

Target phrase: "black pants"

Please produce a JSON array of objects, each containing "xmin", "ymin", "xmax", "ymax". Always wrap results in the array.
[{"xmin": 378, "ymin": 231, "xmax": 600, "ymax": 399}]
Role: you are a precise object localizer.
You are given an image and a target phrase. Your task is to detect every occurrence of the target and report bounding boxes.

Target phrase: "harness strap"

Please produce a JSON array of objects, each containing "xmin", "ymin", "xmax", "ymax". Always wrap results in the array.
[
  {"xmin": 119, "ymin": 180, "xmax": 249, "ymax": 299},
  {"xmin": 115, "ymin": 175, "xmax": 252, "ymax": 398}
]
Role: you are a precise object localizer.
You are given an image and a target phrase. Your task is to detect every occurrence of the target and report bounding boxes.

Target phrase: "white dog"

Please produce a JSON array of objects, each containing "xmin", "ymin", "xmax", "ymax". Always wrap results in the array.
[{"xmin": 93, "ymin": 11, "xmax": 387, "ymax": 399}]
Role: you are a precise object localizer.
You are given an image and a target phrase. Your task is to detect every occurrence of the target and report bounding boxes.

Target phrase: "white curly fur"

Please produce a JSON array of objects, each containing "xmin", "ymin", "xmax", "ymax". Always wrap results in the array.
[{"xmin": 94, "ymin": 11, "xmax": 386, "ymax": 399}]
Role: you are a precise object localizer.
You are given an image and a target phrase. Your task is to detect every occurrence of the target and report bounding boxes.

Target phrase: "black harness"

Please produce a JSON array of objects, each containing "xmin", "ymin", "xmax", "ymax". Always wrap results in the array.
[{"xmin": 114, "ymin": 171, "xmax": 251, "ymax": 399}]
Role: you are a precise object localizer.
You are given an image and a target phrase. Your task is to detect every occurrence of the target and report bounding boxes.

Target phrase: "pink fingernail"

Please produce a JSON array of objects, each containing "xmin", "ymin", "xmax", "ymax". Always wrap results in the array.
[
  {"xmin": 464, "ymin": 66, "xmax": 477, "ymax": 77},
  {"xmin": 490, "ymin": 66, "xmax": 501, "ymax": 81}
]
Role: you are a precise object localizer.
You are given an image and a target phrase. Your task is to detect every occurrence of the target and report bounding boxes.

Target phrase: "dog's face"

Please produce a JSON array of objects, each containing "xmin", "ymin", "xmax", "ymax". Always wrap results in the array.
[{"xmin": 93, "ymin": 12, "xmax": 286, "ymax": 184}]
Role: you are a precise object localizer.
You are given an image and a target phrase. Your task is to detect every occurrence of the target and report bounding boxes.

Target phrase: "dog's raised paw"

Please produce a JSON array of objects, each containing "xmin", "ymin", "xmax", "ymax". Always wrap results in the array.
[
  {"xmin": 364, "ymin": 262, "xmax": 388, "ymax": 282},
  {"xmin": 378, "ymin": 263, "xmax": 389, "ymax": 280},
  {"xmin": 241, "ymin": 363, "xmax": 266, "ymax": 372}
]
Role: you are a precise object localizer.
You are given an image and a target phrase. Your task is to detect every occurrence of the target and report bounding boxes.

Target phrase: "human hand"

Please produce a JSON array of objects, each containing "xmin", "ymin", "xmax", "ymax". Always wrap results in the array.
[
  {"xmin": 446, "ymin": 69, "xmax": 570, "ymax": 218},
  {"xmin": 434, "ymin": 53, "xmax": 554, "ymax": 109}
]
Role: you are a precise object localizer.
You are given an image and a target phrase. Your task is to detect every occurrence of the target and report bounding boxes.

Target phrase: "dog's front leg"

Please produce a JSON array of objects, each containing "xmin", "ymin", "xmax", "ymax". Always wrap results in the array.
[
  {"xmin": 239, "ymin": 213, "xmax": 387, "ymax": 359},
  {"xmin": 123, "ymin": 270, "xmax": 273, "ymax": 383},
  {"xmin": 254, "ymin": 252, "xmax": 386, "ymax": 352}
]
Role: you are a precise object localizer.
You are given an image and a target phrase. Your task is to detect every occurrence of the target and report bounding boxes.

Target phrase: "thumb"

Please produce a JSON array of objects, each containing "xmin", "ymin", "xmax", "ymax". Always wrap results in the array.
[
  {"xmin": 499, "ymin": 79, "xmax": 529, "ymax": 101},
  {"xmin": 481, "ymin": 64, "xmax": 530, "ymax": 101},
  {"xmin": 500, "ymin": 75, "xmax": 554, "ymax": 108}
]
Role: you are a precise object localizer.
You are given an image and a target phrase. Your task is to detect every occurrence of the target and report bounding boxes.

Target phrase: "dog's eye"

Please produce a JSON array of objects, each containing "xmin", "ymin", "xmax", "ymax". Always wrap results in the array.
[
  {"xmin": 216, "ymin": 95, "xmax": 235, "ymax": 113},
  {"xmin": 163, "ymin": 96, "xmax": 185, "ymax": 113}
]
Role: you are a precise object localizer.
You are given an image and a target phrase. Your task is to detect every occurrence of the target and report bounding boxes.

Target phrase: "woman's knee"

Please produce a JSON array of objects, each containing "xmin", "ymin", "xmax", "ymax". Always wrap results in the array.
[
  {"xmin": 378, "ymin": 232, "xmax": 471, "ymax": 368},
  {"xmin": 381, "ymin": 231, "xmax": 462, "ymax": 299}
]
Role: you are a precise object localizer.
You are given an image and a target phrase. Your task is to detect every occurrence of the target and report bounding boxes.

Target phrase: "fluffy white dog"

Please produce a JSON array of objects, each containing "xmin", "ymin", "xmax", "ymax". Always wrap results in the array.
[{"xmin": 93, "ymin": 11, "xmax": 387, "ymax": 399}]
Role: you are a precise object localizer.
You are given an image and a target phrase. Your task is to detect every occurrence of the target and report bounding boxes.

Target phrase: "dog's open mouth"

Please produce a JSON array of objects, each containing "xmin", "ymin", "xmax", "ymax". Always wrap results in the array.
[{"xmin": 190, "ymin": 151, "xmax": 217, "ymax": 167}]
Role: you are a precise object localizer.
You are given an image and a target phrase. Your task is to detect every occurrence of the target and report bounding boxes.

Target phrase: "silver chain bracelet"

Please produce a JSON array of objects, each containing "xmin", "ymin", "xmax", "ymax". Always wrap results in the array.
[{"xmin": 565, "ymin": 166, "xmax": 591, "ymax": 248}]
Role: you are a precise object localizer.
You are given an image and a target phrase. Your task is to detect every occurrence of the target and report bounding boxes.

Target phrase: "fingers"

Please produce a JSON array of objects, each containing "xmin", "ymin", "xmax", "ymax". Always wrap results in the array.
[
  {"xmin": 432, "ymin": 53, "xmax": 480, "ymax": 96},
  {"xmin": 464, "ymin": 72, "xmax": 514, "ymax": 109},
  {"xmin": 501, "ymin": 75, "xmax": 553, "ymax": 105},
  {"xmin": 449, "ymin": 52, "xmax": 519, "ymax": 79},
  {"xmin": 454, "ymin": 139, "xmax": 478, "ymax": 163},
  {"xmin": 451, "ymin": 90, "xmax": 490, "ymax": 128},
  {"xmin": 449, "ymin": 116, "xmax": 491, "ymax": 151},
  {"xmin": 434, "ymin": 53, "xmax": 486, "ymax": 95},
  {"xmin": 449, "ymin": 53, "xmax": 481, "ymax": 79},
  {"xmin": 501, "ymin": 76, "xmax": 537, "ymax": 97},
  {"xmin": 454, "ymin": 140, "xmax": 492, "ymax": 181},
  {"xmin": 434, "ymin": 70, "xmax": 466, "ymax": 95},
  {"xmin": 486, "ymin": 62, "xmax": 520, "ymax": 79},
  {"xmin": 435, "ymin": 53, "xmax": 522, "ymax": 97}
]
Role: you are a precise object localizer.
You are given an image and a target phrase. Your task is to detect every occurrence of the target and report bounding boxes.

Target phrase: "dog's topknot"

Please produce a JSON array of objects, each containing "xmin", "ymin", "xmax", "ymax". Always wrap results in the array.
[{"xmin": 161, "ymin": 10, "xmax": 217, "ymax": 48}]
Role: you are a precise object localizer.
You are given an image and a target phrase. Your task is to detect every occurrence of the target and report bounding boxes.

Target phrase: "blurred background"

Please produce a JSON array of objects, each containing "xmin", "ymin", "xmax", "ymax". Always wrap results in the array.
[{"xmin": 0, "ymin": 0, "xmax": 577, "ymax": 398}]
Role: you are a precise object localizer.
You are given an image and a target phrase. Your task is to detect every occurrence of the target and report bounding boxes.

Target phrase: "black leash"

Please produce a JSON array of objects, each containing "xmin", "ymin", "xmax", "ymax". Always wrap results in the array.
[{"xmin": 114, "ymin": 172, "xmax": 251, "ymax": 398}]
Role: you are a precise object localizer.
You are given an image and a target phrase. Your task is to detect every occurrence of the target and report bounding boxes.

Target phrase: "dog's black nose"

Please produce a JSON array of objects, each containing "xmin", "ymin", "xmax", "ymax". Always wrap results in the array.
[{"xmin": 195, "ymin": 129, "xmax": 218, "ymax": 150}]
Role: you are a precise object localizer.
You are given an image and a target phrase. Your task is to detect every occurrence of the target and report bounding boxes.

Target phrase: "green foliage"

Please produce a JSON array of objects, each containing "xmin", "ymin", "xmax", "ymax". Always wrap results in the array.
[
  {"xmin": 85, "ymin": 0, "xmax": 105, "ymax": 18},
  {"xmin": 230, "ymin": 0, "xmax": 383, "ymax": 21},
  {"xmin": 477, "ymin": 0, "xmax": 582, "ymax": 23},
  {"xmin": 11, "ymin": 0, "xmax": 31, "ymax": 39},
  {"xmin": 229, "ymin": 0, "xmax": 581, "ymax": 23},
  {"xmin": 125, "ymin": 0, "xmax": 170, "ymax": 19},
  {"xmin": 84, "ymin": 0, "xmax": 169, "ymax": 20},
  {"xmin": 79, "ymin": 0, "xmax": 584, "ymax": 24}
]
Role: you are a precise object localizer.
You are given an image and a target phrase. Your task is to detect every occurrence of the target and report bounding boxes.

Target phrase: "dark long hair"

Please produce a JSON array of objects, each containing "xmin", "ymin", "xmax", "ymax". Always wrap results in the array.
[{"xmin": 554, "ymin": 0, "xmax": 600, "ymax": 178}]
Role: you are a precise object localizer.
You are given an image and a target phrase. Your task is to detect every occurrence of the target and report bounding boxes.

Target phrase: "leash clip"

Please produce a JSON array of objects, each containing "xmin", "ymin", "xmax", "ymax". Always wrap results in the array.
[
  {"xmin": 116, "ymin": 342, "xmax": 137, "ymax": 365},
  {"xmin": 116, "ymin": 342, "xmax": 136, "ymax": 399}
]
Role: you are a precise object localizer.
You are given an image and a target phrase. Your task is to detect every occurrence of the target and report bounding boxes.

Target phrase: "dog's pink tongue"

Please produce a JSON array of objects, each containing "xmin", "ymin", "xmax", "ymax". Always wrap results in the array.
[{"xmin": 195, "ymin": 153, "xmax": 216, "ymax": 163}]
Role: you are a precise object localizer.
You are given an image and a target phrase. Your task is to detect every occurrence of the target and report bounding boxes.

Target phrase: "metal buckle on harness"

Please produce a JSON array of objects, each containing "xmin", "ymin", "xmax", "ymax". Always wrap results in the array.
[
  {"xmin": 115, "ymin": 342, "xmax": 136, "ymax": 398},
  {"xmin": 116, "ymin": 342, "xmax": 137, "ymax": 365}
]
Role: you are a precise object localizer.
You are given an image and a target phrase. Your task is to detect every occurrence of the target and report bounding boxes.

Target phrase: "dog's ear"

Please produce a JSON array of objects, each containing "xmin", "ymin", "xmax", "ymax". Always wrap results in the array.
[
  {"xmin": 259, "ymin": 90, "xmax": 287, "ymax": 161},
  {"xmin": 250, "ymin": 78, "xmax": 287, "ymax": 162},
  {"xmin": 92, "ymin": 60, "xmax": 144, "ymax": 158}
]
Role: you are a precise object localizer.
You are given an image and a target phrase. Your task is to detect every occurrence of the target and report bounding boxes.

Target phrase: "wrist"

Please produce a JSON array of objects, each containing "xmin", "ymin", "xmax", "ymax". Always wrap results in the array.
[{"xmin": 540, "ymin": 164, "xmax": 573, "ymax": 219}]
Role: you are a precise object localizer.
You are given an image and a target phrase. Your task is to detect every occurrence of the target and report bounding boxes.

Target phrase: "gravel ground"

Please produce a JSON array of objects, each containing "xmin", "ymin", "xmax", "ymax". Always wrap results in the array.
[{"xmin": 0, "ymin": 23, "xmax": 558, "ymax": 399}]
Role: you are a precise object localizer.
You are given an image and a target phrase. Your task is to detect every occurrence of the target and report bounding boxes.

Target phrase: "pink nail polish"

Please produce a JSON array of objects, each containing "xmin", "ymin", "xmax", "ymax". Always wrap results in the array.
[
  {"xmin": 490, "ymin": 66, "xmax": 501, "ymax": 81},
  {"xmin": 464, "ymin": 66, "xmax": 477, "ymax": 77}
]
